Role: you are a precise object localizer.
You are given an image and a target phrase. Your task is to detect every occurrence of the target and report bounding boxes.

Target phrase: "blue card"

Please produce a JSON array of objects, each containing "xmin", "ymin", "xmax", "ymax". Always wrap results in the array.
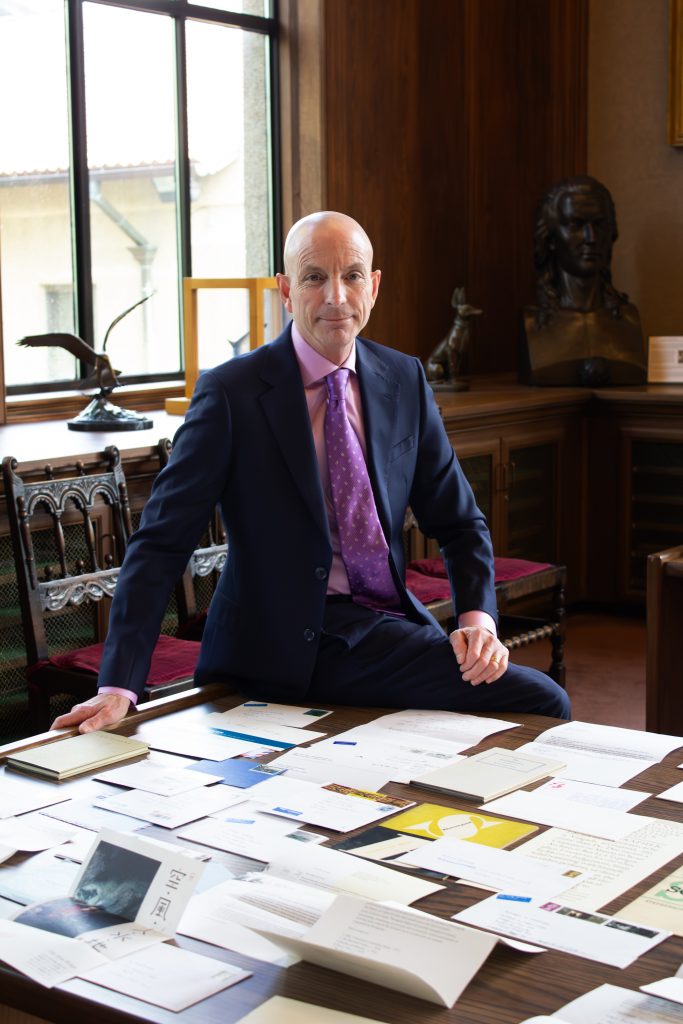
[{"xmin": 187, "ymin": 757, "xmax": 285, "ymax": 788}]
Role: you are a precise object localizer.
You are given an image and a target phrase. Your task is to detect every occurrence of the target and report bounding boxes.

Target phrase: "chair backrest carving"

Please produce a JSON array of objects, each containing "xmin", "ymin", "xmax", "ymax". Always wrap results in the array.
[{"xmin": 2, "ymin": 446, "xmax": 133, "ymax": 665}]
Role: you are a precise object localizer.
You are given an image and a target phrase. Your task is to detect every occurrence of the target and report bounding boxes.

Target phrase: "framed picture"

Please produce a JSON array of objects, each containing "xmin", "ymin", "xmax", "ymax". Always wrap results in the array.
[
  {"xmin": 670, "ymin": 0, "xmax": 683, "ymax": 145},
  {"xmin": 648, "ymin": 336, "xmax": 683, "ymax": 383},
  {"xmin": 165, "ymin": 277, "xmax": 281, "ymax": 415}
]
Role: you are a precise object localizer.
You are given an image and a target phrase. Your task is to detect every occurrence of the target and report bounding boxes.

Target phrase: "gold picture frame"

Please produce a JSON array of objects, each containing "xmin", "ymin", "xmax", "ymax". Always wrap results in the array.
[
  {"xmin": 670, "ymin": 0, "xmax": 683, "ymax": 145},
  {"xmin": 165, "ymin": 277, "xmax": 279, "ymax": 416}
]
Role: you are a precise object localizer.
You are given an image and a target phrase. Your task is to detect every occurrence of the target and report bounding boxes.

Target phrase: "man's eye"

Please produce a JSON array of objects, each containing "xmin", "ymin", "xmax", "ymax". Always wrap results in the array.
[
  {"xmin": 305, "ymin": 274, "xmax": 322, "ymax": 282},
  {"xmin": 347, "ymin": 272, "xmax": 363, "ymax": 281}
]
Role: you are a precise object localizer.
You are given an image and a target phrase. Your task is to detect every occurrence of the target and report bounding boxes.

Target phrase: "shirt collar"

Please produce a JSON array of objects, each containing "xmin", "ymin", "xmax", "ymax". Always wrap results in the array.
[{"xmin": 291, "ymin": 322, "xmax": 357, "ymax": 386}]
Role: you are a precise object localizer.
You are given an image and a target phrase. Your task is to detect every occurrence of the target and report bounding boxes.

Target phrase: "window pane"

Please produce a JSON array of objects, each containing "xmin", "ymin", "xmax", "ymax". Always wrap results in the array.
[
  {"xmin": 0, "ymin": 0, "xmax": 78, "ymax": 387},
  {"xmin": 83, "ymin": 3, "xmax": 181, "ymax": 377},
  {"xmin": 187, "ymin": 1, "xmax": 273, "ymax": 17},
  {"xmin": 187, "ymin": 21, "xmax": 272, "ymax": 293}
]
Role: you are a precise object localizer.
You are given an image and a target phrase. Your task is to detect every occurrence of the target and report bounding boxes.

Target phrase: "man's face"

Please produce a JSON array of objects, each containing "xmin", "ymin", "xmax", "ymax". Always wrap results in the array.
[
  {"xmin": 277, "ymin": 220, "xmax": 381, "ymax": 363},
  {"xmin": 552, "ymin": 192, "xmax": 613, "ymax": 279}
]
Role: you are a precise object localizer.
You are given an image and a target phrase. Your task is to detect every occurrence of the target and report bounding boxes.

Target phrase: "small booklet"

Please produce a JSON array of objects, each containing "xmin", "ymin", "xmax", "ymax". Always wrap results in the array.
[
  {"xmin": 411, "ymin": 747, "xmax": 565, "ymax": 802},
  {"xmin": 6, "ymin": 732, "xmax": 149, "ymax": 781}
]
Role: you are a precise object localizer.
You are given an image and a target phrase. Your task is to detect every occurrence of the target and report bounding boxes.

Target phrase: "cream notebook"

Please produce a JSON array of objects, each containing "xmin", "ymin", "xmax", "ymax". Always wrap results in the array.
[
  {"xmin": 6, "ymin": 731, "xmax": 149, "ymax": 781},
  {"xmin": 412, "ymin": 746, "xmax": 565, "ymax": 802}
]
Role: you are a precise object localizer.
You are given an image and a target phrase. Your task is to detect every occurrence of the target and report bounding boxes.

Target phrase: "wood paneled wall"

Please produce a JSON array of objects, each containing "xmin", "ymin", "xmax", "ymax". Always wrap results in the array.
[{"xmin": 314, "ymin": 0, "xmax": 588, "ymax": 371}]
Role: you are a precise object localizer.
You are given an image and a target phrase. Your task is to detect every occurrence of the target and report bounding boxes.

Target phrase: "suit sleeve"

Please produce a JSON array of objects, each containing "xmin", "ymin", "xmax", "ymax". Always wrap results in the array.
[
  {"xmin": 407, "ymin": 358, "xmax": 498, "ymax": 623},
  {"xmin": 97, "ymin": 370, "xmax": 233, "ymax": 697}
]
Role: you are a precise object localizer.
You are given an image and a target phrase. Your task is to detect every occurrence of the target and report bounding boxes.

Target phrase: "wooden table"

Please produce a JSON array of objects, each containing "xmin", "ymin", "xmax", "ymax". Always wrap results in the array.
[{"xmin": 2, "ymin": 688, "xmax": 683, "ymax": 1024}]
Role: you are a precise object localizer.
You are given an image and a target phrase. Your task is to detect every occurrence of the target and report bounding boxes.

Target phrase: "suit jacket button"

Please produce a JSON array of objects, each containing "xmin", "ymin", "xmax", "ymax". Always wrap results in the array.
[
  {"xmin": 315, "ymin": 567, "xmax": 328, "ymax": 580},
  {"xmin": 303, "ymin": 628, "xmax": 315, "ymax": 642}
]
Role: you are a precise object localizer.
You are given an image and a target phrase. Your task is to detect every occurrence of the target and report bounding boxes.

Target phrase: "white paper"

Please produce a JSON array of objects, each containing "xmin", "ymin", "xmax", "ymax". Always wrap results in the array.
[
  {"xmin": 265, "ymin": 841, "xmax": 443, "ymax": 904},
  {"xmin": 178, "ymin": 885, "xmax": 300, "ymax": 966},
  {"xmin": 95, "ymin": 759, "xmax": 223, "ymax": 794},
  {"xmin": 0, "ymin": 817, "xmax": 75, "ymax": 853},
  {"xmin": 255, "ymin": 893, "xmax": 499, "ymax": 1008},
  {"xmin": 454, "ymin": 894, "xmax": 669, "ymax": 968},
  {"xmin": 657, "ymin": 780, "xmax": 683, "ymax": 804},
  {"xmin": 178, "ymin": 809, "xmax": 305, "ymax": 860},
  {"xmin": 93, "ymin": 785, "xmax": 245, "ymax": 828},
  {"xmin": 515, "ymin": 818, "xmax": 683, "ymax": 912},
  {"xmin": 348, "ymin": 709, "xmax": 519, "ymax": 748},
  {"xmin": 269, "ymin": 747, "xmax": 391, "ymax": 792},
  {"xmin": 235, "ymin": 995, "xmax": 393, "ymax": 1024},
  {"xmin": 142, "ymin": 725, "xmax": 261, "ymax": 761},
  {"xmin": 81, "ymin": 940, "xmax": 250, "ymax": 1010},
  {"xmin": 641, "ymin": 977, "xmax": 683, "ymax": 1006},
  {"xmin": 211, "ymin": 702, "xmax": 333, "ymax": 728},
  {"xmin": 0, "ymin": 919, "xmax": 106, "ymax": 987},
  {"xmin": 535, "ymin": 720, "xmax": 683, "ymax": 762},
  {"xmin": 396, "ymin": 836, "xmax": 586, "ymax": 897},
  {"xmin": 534, "ymin": 778, "xmax": 651, "ymax": 811},
  {"xmin": 300, "ymin": 731, "xmax": 466, "ymax": 784},
  {"xmin": 0, "ymin": 776, "xmax": 71, "ymax": 818},
  {"xmin": 516, "ymin": 740, "xmax": 656, "ymax": 787},
  {"xmin": 251, "ymin": 776, "xmax": 413, "ymax": 832},
  {"xmin": 481, "ymin": 791, "xmax": 646, "ymax": 841},
  {"xmin": 559, "ymin": 983, "xmax": 683, "ymax": 1022}
]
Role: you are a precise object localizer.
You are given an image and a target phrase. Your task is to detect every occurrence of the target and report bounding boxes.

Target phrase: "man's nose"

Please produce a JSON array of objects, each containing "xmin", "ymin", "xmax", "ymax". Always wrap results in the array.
[
  {"xmin": 324, "ymin": 277, "xmax": 346, "ymax": 304},
  {"xmin": 582, "ymin": 222, "xmax": 596, "ymax": 243}
]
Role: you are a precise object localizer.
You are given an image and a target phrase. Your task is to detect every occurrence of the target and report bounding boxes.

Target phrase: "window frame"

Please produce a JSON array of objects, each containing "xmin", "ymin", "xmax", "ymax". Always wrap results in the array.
[{"xmin": 2, "ymin": 0, "xmax": 281, "ymax": 408}]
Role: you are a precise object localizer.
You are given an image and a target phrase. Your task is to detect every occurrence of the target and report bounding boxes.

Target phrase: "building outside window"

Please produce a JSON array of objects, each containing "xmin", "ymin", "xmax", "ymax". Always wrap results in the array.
[{"xmin": 0, "ymin": 0, "xmax": 277, "ymax": 396}]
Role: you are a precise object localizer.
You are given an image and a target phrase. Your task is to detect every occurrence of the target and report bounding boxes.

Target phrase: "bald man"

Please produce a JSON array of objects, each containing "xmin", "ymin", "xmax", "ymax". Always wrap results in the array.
[{"xmin": 55, "ymin": 212, "xmax": 569, "ymax": 734}]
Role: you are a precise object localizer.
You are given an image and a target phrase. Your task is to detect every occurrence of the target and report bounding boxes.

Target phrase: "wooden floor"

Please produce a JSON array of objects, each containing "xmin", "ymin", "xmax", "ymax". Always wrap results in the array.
[{"xmin": 513, "ymin": 609, "xmax": 647, "ymax": 730}]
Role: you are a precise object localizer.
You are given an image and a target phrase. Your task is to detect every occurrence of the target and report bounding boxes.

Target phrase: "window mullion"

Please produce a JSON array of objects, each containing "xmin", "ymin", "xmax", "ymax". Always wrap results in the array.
[{"xmin": 66, "ymin": 0, "xmax": 95, "ymax": 366}]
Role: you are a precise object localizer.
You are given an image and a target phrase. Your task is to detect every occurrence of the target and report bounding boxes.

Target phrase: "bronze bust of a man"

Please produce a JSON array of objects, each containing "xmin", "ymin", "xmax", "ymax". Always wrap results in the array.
[{"xmin": 522, "ymin": 176, "xmax": 646, "ymax": 387}]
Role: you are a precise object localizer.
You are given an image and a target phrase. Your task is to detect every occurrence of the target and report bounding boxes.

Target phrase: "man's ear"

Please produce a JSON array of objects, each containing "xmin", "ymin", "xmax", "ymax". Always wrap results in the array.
[
  {"xmin": 276, "ymin": 272, "xmax": 292, "ymax": 312},
  {"xmin": 370, "ymin": 268, "xmax": 381, "ymax": 307}
]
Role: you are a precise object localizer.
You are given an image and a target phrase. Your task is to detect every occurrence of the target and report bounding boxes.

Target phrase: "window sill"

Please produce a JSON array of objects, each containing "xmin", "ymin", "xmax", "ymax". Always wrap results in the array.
[{"xmin": 5, "ymin": 382, "xmax": 185, "ymax": 424}]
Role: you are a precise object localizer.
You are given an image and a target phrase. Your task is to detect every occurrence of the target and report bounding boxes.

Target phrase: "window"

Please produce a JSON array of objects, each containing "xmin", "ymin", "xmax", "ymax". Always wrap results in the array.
[{"xmin": 0, "ymin": 0, "xmax": 278, "ymax": 395}]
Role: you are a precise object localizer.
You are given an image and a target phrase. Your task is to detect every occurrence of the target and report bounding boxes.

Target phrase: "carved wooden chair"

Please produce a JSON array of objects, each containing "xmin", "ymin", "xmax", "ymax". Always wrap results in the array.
[
  {"xmin": 3, "ymin": 447, "xmax": 199, "ymax": 733},
  {"xmin": 157, "ymin": 438, "xmax": 228, "ymax": 640},
  {"xmin": 403, "ymin": 512, "xmax": 566, "ymax": 686}
]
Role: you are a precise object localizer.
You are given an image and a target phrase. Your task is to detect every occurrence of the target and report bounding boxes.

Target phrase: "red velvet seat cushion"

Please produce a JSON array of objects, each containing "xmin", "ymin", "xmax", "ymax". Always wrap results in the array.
[
  {"xmin": 38, "ymin": 633, "xmax": 200, "ymax": 686},
  {"xmin": 406, "ymin": 556, "xmax": 553, "ymax": 603}
]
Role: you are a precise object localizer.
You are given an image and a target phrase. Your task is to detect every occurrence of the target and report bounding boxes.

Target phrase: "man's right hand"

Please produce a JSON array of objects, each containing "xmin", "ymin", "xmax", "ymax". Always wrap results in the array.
[{"xmin": 52, "ymin": 693, "xmax": 131, "ymax": 734}]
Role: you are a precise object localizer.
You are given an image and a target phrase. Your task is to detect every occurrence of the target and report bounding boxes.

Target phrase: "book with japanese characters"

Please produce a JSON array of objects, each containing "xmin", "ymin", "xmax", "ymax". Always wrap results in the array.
[
  {"xmin": 411, "ymin": 747, "xmax": 565, "ymax": 802},
  {"xmin": 6, "ymin": 731, "xmax": 149, "ymax": 781}
]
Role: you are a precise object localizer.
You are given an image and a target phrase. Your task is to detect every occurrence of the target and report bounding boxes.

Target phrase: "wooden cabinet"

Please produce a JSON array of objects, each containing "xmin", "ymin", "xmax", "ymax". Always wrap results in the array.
[
  {"xmin": 587, "ymin": 387, "xmax": 683, "ymax": 604},
  {"xmin": 437, "ymin": 385, "xmax": 588, "ymax": 600}
]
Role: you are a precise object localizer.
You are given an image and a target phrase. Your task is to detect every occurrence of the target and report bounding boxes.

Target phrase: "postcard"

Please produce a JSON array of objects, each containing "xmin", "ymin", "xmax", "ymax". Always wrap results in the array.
[
  {"xmin": 95, "ymin": 759, "xmax": 223, "ymax": 795},
  {"xmin": 178, "ymin": 808, "xmax": 307, "ymax": 860},
  {"xmin": 264, "ymin": 747, "xmax": 391, "ymax": 792},
  {"xmin": 93, "ymin": 785, "xmax": 245, "ymax": 828},
  {"xmin": 617, "ymin": 865, "xmax": 683, "ymax": 936},
  {"xmin": 187, "ymin": 757, "xmax": 287, "ymax": 789},
  {"xmin": 80, "ymin": 941, "xmax": 250, "ymax": 1011},
  {"xmin": 396, "ymin": 836, "xmax": 587, "ymax": 897},
  {"xmin": 481, "ymin": 791, "xmax": 646, "ymax": 841},
  {"xmin": 251, "ymin": 777, "xmax": 414, "ymax": 832},
  {"xmin": 454, "ymin": 893, "xmax": 669, "ymax": 968}
]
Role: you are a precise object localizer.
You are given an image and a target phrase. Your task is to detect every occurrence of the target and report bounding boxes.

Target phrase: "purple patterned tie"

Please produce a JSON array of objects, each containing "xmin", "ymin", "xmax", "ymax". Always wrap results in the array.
[{"xmin": 324, "ymin": 368, "xmax": 400, "ymax": 610}]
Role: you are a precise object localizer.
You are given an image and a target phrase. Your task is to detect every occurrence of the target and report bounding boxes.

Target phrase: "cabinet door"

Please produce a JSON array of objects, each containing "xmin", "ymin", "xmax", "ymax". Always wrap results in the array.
[
  {"xmin": 501, "ymin": 429, "xmax": 563, "ymax": 563},
  {"xmin": 623, "ymin": 432, "xmax": 683, "ymax": 597}
]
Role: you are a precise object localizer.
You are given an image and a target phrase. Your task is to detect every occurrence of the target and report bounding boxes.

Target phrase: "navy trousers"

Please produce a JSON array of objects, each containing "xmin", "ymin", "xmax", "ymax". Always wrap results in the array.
[{"xmin": 303, "ymin": 600, "xmax": 571, "ymax": 719}]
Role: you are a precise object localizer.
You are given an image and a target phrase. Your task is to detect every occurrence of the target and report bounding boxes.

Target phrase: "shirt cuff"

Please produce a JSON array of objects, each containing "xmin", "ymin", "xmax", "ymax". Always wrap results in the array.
[
  {"xmin": 457, "ymin": 610, "xmax": 497, "ymax": 637},
  {"xmin": 98, "ymin": 686, "xmax": 138, "ymax": 707}
]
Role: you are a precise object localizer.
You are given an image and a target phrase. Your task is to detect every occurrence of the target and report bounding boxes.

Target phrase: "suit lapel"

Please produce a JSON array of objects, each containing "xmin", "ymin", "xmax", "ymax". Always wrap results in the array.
[
  {"xmin": 356, "ymin": 339, "xmax": 400, "ymax": 534},
  {"xmin": 258, "ymin": 330, "xmax": 329, "ymax": 541}
]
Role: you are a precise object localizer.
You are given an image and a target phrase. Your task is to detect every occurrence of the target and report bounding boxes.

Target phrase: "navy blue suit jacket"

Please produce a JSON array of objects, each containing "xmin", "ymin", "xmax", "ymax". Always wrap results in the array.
[{"xmin": 98, "ymin": 326, "xmax": 497, "ymax": 701}]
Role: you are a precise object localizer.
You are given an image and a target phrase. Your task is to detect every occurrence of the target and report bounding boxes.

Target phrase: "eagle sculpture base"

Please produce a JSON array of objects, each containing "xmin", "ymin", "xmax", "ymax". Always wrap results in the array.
[{"xmin": 68, "ymin": 394, "xmax": 153, "ymax": 432}]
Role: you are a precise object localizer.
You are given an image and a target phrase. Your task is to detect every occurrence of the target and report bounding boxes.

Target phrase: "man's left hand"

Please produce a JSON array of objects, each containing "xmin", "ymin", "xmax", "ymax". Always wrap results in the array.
[{"xmin": 449, "ymin": 625, "xmax": 509, "ymax": 685}]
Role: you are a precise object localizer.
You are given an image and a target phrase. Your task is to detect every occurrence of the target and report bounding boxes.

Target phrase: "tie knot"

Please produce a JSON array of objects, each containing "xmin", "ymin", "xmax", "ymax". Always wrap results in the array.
[{"xmin": 326, "ymin": 368, "xmax": 350, "ymax": 403}]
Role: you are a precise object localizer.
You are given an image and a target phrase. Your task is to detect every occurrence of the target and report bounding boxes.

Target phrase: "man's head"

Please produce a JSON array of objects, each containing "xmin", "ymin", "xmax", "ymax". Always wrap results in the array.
[{"xmin": 276, "ymin": 211, "xmax": 381, "ymax": 363}]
